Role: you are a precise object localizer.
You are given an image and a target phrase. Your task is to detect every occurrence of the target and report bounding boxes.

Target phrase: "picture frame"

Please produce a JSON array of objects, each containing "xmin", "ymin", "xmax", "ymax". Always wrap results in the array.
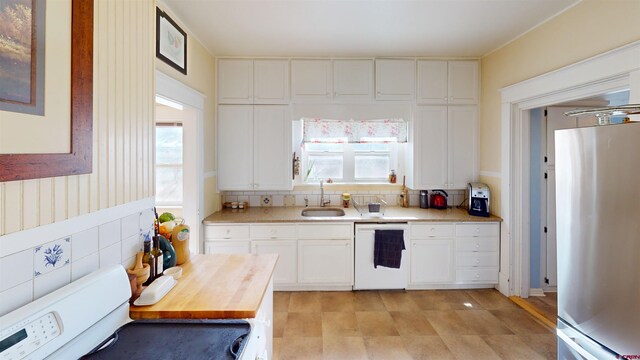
[
  {"xmin": 156, "ymin": 8, "xmax": 187, "ymax": 75},
  {"xmin": 0, "ymin": 0, "xmax": 93, "ymax": 182}
]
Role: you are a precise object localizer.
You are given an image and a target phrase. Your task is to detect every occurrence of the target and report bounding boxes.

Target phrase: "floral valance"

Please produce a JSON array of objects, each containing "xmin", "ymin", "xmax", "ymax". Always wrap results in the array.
[{"xmin": 302, "ymin": 118, "xmax": 407, "ymax": 143}]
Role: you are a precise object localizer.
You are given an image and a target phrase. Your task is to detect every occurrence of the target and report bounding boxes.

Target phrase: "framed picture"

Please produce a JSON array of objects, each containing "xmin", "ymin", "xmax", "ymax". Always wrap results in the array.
[
  {"xmin": 0, "ymin": 0, "xmax": 93, "ymax": 182},
  {"xmin": 0, "ymin": 0, "xmax": 46, "ymax": 115},
  {"xmin": 156, "ymin": 8, "xmax": 187, "ymax": 75}
]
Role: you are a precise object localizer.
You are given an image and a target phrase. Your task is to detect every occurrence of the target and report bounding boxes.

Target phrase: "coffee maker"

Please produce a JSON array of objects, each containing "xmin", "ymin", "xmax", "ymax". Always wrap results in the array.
[{"xmin": 467, "ymin": 182, "xmax": 490, "ymax": 217}]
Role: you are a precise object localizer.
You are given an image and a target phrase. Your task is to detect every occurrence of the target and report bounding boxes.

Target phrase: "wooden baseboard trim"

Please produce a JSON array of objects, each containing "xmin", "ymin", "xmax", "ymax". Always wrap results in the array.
[{"xmin": 509, "ymin": 296, "xmax": 556, "ymax": 330}]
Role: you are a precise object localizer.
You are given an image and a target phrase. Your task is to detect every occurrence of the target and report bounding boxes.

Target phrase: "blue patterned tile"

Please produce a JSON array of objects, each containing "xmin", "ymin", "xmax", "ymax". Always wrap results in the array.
[{"xmin": 34, "ymin": 238, "xmax": 71, "ymax": 277}]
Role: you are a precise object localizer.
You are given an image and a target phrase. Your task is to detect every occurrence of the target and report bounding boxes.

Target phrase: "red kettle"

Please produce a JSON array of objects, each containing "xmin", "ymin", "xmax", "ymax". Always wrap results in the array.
[{"xmin": 430, "ymin": 190, "xmax": 448, "ymax": 209}]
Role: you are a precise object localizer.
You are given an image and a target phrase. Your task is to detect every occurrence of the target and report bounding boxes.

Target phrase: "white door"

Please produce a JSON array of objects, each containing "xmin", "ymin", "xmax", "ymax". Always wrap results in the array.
[
  {"xmin": 410, "ymin": 239, "xmax": 454, "ymax": 283},
  {"xmin": 253, "ymin": 60, "xmax": 289, "ymax": 104},
  {"xmin": 448, "ymin": 61, "xmax": 479, "ymax": 104},
  {"xmin": 413, "ymin": 106, "xmax": 448, "ymax": 189},
  {"xmin": 298, "ymin": 240, "xmax": 353, "ymax": 285},
  {"xmin": 253, "ymin": 106, "xmax": 292, "ymax": 190},
  {"xmin": 417, "ymin": 60, "xmax": 448, "ymax": 104},
  {"xmin": 218, "ymin": 59, "xmax": 253, "ymax": 104},
  {"xmin": 333, "ymin": 59, "xmax": 373, "ymax": 101},
  {"xmin": 217, "ymin": 105, "xmax": 254, "ymax": 190},
  {"xmin": 290, "ymin": 59, "xmax": 332, "ymax": 102},
  {"xmin": 375, "ymin": 59, "xmax": 415, "ymax": 100},
  {"xmin": 252, "ymin": 240, "xmax": 297, "ymax": 285},
  {"xmin": 448, "ymin": 106, "xmax": 478, "ymax": 189}
]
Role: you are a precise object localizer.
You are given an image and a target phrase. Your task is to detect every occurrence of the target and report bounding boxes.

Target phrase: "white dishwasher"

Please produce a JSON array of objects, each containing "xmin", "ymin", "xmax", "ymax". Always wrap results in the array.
[{"xmin": 354, "ymin": 223, "xmax": 409, "ymax": 290}]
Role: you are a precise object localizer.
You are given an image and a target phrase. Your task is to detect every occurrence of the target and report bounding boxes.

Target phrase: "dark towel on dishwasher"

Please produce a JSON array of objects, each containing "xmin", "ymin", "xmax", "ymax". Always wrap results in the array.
[{"xmin": 374, "ymin": 230, "xmax": 406, "ymax": 269}]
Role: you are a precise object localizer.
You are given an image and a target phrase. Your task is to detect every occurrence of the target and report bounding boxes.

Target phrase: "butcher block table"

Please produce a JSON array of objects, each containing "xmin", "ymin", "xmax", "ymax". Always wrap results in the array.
[{"xmin": 129, "ymin": 253, "xmax": 278, "ymax": 320}]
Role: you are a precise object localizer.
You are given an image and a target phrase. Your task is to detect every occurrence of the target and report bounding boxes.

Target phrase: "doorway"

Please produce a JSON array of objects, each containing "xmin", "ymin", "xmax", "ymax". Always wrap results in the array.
[{"xmin": 155, "ymin": 71, "xmax": 205, "ymax": 254}]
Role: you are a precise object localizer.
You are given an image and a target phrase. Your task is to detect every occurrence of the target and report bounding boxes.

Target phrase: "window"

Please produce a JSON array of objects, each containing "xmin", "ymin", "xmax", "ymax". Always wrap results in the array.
[
  {"xmin": 303, "ymin": 142, "xmax": 399, "ymax": 183},
  {"xmin": 155, "ymin": 123, "xmax": 183, "ymax": 205}
]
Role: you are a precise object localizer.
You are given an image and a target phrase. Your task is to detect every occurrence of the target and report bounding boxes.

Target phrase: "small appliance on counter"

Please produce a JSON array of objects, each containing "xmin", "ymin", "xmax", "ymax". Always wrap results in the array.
[
  {"xmin": 419, "ymin": 190, "xmax": 429, "ymax": 209},
  {"xmin": 430, "ymin": 190, "xmax": 448, "ymax": 209},
  {"xmin": 467, "ymin": 182, "xmax": 490, "ymax": 217}
]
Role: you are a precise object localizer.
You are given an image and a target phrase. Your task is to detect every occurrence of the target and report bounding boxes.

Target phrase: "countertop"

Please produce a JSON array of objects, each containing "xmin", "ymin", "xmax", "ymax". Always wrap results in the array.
[
  {"xmin": 129, "ymin": 253, "xmax": 278, "ymax": 320},
  {"xmin": 203, "ymin": 206, "xmax": 502, "ymax": 223}
]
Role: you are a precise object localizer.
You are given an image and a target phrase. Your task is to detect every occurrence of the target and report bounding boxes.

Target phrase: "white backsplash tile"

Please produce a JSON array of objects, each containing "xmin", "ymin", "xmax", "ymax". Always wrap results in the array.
[
  {"xmin": 121, "ymin": 233, "xmax": 142, "ymax": 262},
  {"xmin": 249, "ymin": 195, "xmax": 261, "ymax": 207},
  {"xmin": 71, "ymin": 252, "xmax": 99, "ymax": 281},
  {"xmin": 0, "ymin": 281, "xmax": 33, "ymax": 316},
  {"xmin": 140, "ymin": 209, "xmax": 155, "ymax": 230},
  {"xmin": 121, "ymin": 213, "xmax": 140, "ymax": 239},
  {"xmin": 99, "ymin": 242, "xmax": 122, "ymax": 268},
  {"xmin": 34, "ymin": 266, "xmax": 70, "ymax": 300},
  {"xmin": 99, "ymin": 220, "xmax": 121, "ymax": 249},
  {"xmin": 283, "ymin": 195, "xmax": 296, "ymax": 206},
  {"xmin": 0, "ymin": 249, "xmax": 33, "ymax": 292},
  {"xmin": 272, "ymin": 195, "xmax": 284, "ymax": 207},
  {"xmin": 295, "ymin": 195, "xmax": 307, "ymax": 207},
  {"xmin": 34, "ymin": 238, "xmax": 70, "ymax": 278},
  {"xmin": 71, "ymin": 226, "xmax": 99, "ymax": 261}
]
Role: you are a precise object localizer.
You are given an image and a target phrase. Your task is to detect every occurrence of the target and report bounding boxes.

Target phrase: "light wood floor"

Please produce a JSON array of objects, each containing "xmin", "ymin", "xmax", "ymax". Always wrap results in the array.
[
  {"xmin": 273, "ymin": 289, "xmax": 556, "ymax": 360},
  {"xmin": 511, "ymin": 292, "xmax": 558, "ymax": 330}
]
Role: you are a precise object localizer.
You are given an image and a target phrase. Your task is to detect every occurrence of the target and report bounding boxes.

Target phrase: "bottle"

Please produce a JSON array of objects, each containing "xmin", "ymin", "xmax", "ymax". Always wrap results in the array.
[
  {"xmin": 171, "ymin": 222, "xmax": 190, "ymax": 265},
  {"xmin": 152, "ymin": 236, "xmax": 164, "ymax": 278},
  {"xmin": 389, "ymin": 170, "xmax": 397, "ymax": 184},
  {"xmin": 142, "ymin": 240, "xmax": 156, "ymax": 286}
]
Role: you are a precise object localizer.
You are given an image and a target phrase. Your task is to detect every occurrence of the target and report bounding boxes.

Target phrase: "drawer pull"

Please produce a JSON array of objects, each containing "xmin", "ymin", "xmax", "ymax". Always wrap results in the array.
[
  {"xmin": 475, "ymin": 259, "xmax": 480, "ymax": 264},
  {"xmin": 226, "ymin": 229, "xmax": 231, "ymax": 234},
  {"xmin": 476, "ymin": 273, "xmax": 480, "ymax": 278}
]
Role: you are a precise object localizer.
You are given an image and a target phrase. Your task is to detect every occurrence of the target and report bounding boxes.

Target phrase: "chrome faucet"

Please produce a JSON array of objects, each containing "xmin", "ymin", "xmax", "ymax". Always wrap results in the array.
[{"xmin": 320, "ymin": 180, "xmax": 331, "ymax": 207}]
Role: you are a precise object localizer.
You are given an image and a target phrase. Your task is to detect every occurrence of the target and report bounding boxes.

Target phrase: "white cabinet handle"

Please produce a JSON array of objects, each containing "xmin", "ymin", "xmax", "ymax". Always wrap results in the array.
[
  {"xmin": 475, "ymin": 259, "xmax": 480, "ymax": 264},
  {"xmin": 476, "ymin": 273, "xmax": 480, "ymax": 278},
  {"xmin": 444, "ymin": 97, "xmax": 448, "ymax": 101},
  {"xmin": 326, "ymin": 92, "xmax": 331, "ymax": 97}
]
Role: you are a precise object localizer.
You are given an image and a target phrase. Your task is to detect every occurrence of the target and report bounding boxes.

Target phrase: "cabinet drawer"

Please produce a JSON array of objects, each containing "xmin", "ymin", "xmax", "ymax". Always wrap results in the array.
[
  {"xmin": 251, "ymin": 224, "xmax": 296, "ymax": 239},
  {"xmin": 411, "ymin": 223, "xmax": 454, "ymax": 238},
  {"xmin": 455, "ymin": 223, "xmax": 499, "ymax": 237},
  {"xmin": 297, "ymin": 224, "xmax": 352, "ymax": 239},
  {"xmin": 456, "ymin": 268, "xmax": 498, "ymax": 283},
  {"xmin": 455, "ymin": 237, "xmax": 499, "ymax": 252},
  {"xmin": 205, "ymin": 240, "xmax": 250, "ymax": 254},
  {"xmin": 205, "ymin": 225, "xmax": 250, "ymax": 239},
  {"xmin": 456, "ymin": 252, "xmax": 498, "ymax": 267}
]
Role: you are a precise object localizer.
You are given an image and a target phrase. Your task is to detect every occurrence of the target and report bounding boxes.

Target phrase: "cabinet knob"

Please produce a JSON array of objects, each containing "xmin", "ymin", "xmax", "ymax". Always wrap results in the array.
[
  {"xmin": 326, "ymin": 92, "xmax": 331, "ymax": 97},
  {"xmin": 226, "ymin": 229, "xmax": 231, "ymax": 234},
  {"xmin": 444, "ymin": 97, "xmax": 448, "ymax": 101},
  {"xmin": 476, "ymin": 273, "xmax": 480, "ymax": 278},
  {"xmin": 476, "ymin": 259, "xmax": 480, "ymax": 264},
  {"xmin": 476, "ymin": 243, "xmax": 480, "ymax": 248}
]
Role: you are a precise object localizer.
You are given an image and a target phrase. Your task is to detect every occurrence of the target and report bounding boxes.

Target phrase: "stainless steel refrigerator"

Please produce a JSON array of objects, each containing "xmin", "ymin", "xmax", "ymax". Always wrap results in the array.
[{"xmin": 555, "ymin": 122, "xmax": 640, "ymax": 359}]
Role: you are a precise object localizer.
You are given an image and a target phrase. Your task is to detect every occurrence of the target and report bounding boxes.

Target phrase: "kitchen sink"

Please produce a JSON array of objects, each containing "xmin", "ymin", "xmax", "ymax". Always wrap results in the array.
[{"xmin": 300, "ymin": 207, "xmax": 346, "ymax": 217}]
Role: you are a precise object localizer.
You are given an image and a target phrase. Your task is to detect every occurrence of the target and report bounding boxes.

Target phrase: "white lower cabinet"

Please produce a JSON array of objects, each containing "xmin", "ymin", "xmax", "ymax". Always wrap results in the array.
[
  {"xmin": 454, "ymin": 223, "xmax": 500, "ymax": 284},
  {"xmin": 410, "ymin": 239, "xmax": 454, "ymax": 284},
  {"xmin": 204, "ymin": 224, "xmax": 251, "ymax": 254},
  {"xmin": 251, "ymin": 240, "xmax": 297, "ymax": 286},
  {"xmin": 298, "ymin": 239, "xmax": 353, "ymax": 285},
  {"xmin": 205, "ymin": 240, "xmax": 250, "ymax": 254}
]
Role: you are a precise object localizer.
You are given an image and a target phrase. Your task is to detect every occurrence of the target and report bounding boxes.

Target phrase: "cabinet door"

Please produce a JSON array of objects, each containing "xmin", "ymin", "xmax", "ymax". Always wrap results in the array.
[
  {"xmin": 298, "ymin": 239, "xmax": 353, "ymax": 285},
  {"xmin": 205, "ymin": 240, "xmax": 251, "ymax": 254},
  {"xmin": 291, "ymin": 60, "xmax": 333, "ymax": 102},
  {"xmin": 410, "ymin": 239, "xmax": 454, "ymax": 283},
  {"xmin": 254, "ymin": 60, "xmax": 289, "ymax": 104},
  {"xmin": 218, "ymin": 105, "xmax": 254, "ymax": 190},
  {"xmin": 448, "ymin": 61, "xmax": 478, "ymax": 104},
  {"xmin": 412, "ymin": 106, "xmax": 448, "ymax": 189},
  {"xmin": 253, "ymin": 106, "xmax": 292, "ymax": 190},
  {"xmin": 417, "ymin": 60, "xmax": 448, "ymax": 104},
  {"xmin": 252, "ymin": 240, "xmax": 297, "ymax": 285},
  {"xmin": 375, "ymin": 59, "xmax": 415, "ymax": 100},
  {"xmin": 218, "ymin": 59, "xmax": 253, "ymax": 104},
  {"xmin": 333, "ymin": 59, "xmax": 373, "ymax": 101},
  {"xmin": 448, "ymin": 106, "xmax": 478, "ymax": 189}
]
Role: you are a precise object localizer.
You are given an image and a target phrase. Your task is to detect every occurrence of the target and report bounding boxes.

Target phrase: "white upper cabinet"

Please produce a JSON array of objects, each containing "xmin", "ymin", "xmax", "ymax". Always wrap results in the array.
[
  {"xmin": 253, "ymin": 106, "xmax": 293, "ymax": 190},
  {"xmin": 218, "ymin": 59, "xmax": 289, "ymax": 104},
  {"xmin": 408, "ymin": 105, "xmax": 478, "ymax": 190},
  {"xmin": 291, "ymin": 59, "xmax": 373, "ymax": 102},
  {"xmin": 254, "ymin": 60, "xmax": 289, "ymax": 104},
  {"xmin": 218, "ymin": 59, "xmax": 254, "ymax": 104},
  {"xmin": 291, "ymin": 59, "xmax": 333, "ymax": 102},
  {"xmin": 217, "ymin": 105, "xmax": 292, "ymax": 191},
  {"xmin": 448, "ymin": 106, "xmax": 478, "ymax": 189},
  {"xmin": 217, "ymin": 105, "xmax": 254, "ymax": 190},
  {"xmin": 447, "ymin": 61, "xmax": 479, "ymax": 104},
  {"xmin": 332, "ymin": 59, "xmax": 373, "ymax": 101},
  {"xmin": 417, "ymin": 60, "xmax": 478, "ymax": 105},
  {"xmin": 375, "ymin": 59, "xmax": 415, "ymax": 101}
]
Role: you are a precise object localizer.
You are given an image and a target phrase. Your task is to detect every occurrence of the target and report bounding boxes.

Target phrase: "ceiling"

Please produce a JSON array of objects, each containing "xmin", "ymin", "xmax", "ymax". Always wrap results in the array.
[{"xmin": 161, "ymin": 0, "xmax": 580, "ymax": 57}]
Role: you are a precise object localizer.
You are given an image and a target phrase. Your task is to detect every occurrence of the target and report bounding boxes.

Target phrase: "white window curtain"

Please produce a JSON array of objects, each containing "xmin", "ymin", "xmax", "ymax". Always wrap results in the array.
[{"xmin": 302, "ymin": 118, "xmax": 407, "ymax": 143}]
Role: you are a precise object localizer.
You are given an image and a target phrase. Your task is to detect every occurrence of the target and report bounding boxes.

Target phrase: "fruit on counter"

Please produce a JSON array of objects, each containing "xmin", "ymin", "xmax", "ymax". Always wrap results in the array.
[
  {"xmin": 158, "ymin": 224, "xmax": 172, "ymax": 240},
  {"xmin": 158, "ymin": 212, "xmax": 175, "ymax": 224},
  {"xmin": 161, "ymin": 220, "xmax": 176, "ymax": 232}
]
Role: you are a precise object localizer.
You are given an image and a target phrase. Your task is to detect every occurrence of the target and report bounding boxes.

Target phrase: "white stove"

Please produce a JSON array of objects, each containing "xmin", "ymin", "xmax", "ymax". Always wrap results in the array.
[{"xmin": 0, "ymin": 265, "xmax": 259, "ymax": 360}]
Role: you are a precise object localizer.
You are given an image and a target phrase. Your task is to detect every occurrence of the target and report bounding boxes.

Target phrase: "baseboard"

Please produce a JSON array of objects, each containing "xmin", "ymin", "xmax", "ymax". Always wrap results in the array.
[
  {"xmin": 406, "ymin": 283, "xmax": 495, "ymax": 290},
  {"xmin": 529, "ymin": 288, "xmax": 546, "ymax": 297}
]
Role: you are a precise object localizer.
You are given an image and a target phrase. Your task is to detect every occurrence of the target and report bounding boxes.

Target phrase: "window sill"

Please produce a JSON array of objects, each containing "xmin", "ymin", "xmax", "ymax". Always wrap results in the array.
[{"xmin": 293, "ymin": 183, "xmax": 404, "ymax": 192}]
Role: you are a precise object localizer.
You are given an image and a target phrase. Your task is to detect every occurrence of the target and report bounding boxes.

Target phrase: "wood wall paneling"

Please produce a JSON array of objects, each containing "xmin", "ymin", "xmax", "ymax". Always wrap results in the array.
[{"xmin": 0, "ymin": 0, "xmax": 155, "ymax": 237}]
